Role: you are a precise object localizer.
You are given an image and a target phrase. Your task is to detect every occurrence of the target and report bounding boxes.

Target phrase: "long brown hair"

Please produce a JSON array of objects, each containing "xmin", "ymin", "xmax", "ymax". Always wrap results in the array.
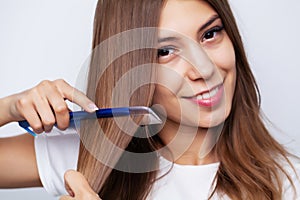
[
  {"xmin": 207, "ymin": 0, "xmax": 296, "ymax": 199},
  {"xmin": 78, "ymin": 0, "xmax": 297, "ymax": 199},
  {"xmin": 77, "ymin": 0, "xmax": 164, "ymax": 199}
]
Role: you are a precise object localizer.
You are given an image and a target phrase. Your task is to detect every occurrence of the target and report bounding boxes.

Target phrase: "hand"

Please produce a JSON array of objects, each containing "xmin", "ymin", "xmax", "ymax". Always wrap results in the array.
[
  {"xmin": 60, "ymin": 170, "xmax": 101, "ymax": 200},
  {"xmin": 0, "ymin": 79, "xmax": 98, "ymax": 133}
]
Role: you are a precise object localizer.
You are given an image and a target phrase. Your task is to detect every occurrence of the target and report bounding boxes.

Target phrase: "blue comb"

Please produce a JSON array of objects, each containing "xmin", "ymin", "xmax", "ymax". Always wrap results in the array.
[{"xmin": 18, "ymin": 106, "xmax": 162, "ymax": 136}]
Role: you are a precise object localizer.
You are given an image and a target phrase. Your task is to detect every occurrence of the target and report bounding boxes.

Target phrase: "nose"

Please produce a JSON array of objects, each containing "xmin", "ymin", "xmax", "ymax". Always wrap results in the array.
[{"xmin": 183, "ymin": 41, "xmax": 215, "ymax": 81}]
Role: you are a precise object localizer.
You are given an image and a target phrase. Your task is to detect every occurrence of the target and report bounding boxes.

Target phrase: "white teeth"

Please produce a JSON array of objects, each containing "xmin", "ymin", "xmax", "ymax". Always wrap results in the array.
[
  {"xmin": 202, "ymin": 93, "xmax": 210, "ymax": 99},
  {"xmin": 196, "ymin": 86, "xmax": 219, "ymax": 100},
  {"xmin": 196, "ymin": 94, "xmax": 203, "ymax": 100},
  {"xmin": 210, "ymin": 87, "xmax": 218, "ymax": 97}
]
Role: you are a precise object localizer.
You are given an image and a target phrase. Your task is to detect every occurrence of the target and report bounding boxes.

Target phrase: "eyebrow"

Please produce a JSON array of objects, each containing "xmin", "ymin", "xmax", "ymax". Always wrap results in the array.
[
  {"xmin": 158, "ymin": 36, "xmax": 181, "ymax": 43},
  {"xmin": 198, "ymin": 14, "xmax": 220, "ymax": 32},
  {"xmin": 157, "ymin": 15, "xmax": 221, "ymax": 44}
]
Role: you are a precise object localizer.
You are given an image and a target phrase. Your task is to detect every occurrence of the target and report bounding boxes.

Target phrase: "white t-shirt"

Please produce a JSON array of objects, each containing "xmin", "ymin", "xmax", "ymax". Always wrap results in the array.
[
  {"xmin": 147, "ymin": 158, "xmax": 223, "ymax": 200},
  {"xmin": 34, "ymin": 128, "xmax": 300, "ymax": 199},
  {"xmin": 34, "ymin": 127, "xmax": 80, "ymax": 196}
]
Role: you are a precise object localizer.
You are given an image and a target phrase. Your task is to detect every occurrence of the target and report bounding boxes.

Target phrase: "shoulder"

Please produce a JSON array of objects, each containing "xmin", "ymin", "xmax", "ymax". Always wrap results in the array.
[{"xmin": 34, "ymin": 127, "xmax": 80, "ymax": 196}]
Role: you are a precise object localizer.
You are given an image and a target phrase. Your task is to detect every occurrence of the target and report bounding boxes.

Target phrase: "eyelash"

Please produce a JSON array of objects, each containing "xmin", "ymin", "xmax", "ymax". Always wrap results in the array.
[
  {"xmin": 157, "ymin": 46, "xmax": 177, "ymax": 58},
  {"xmin": 201, "ymin": 25, "xmax": 224, "ymax": 42},
  {"xmin": 157, "ymin": 25, "xmax": 224, "ymax": 60}
]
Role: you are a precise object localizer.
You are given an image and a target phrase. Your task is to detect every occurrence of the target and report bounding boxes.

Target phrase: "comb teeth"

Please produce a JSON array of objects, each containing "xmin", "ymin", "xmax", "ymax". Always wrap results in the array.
[{"xmin": 129, "ymin": 106, "xmax": 162, "ymax": 125}]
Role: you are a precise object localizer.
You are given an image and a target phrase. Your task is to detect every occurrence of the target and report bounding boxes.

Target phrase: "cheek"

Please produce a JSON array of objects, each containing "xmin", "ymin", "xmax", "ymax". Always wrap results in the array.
[
  {"xmin": 152, "ymin": 85, "xmax": 181, "ymax": 119},
  {"xmin": 155, "ymin": 65, "xmax": 186, "ymax": 95},
  {"xmin": 210, "ymin": 38, "xmax": 236, "ymax": 72}
]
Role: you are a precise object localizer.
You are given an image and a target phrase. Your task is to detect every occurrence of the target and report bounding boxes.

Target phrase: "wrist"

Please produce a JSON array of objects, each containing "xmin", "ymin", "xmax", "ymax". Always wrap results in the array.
[{"xmin": 0, "ymin": 95, "xmax": 17, "ymax": 126}]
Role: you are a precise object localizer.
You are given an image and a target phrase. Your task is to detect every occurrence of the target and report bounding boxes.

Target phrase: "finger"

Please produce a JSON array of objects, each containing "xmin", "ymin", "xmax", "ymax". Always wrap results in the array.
[
  {"xmin": 45, "ymin": 88, "xmax": 70, "ymax": 130},
  {"xmin": 64, "ymin": 170, "xmax": 101, "ymax": 200},
  {"xmin": 33, "ymin": 81, "xmax": 69, "ymax": 131},
  {"xmin": 59, "ymin": 195, "xmax": 74, "ymax": 200},
  {"xmin": 16, "ymin": 98, "xmax": 44, "ymax": 134},
  {"xmin": 32, "ymin": 91, "xmax": 56, "ymax": 132},
  {"xmin": 54, "ymin": 79, "xmax": 98, "ymax": 113},
  {"xmin": 64, "ymin": 170, "xmax": 93, "ymax": 193}
]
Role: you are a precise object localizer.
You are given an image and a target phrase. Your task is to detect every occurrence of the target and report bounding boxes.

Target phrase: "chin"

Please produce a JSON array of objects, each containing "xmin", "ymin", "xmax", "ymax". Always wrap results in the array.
[
  {"xmin": 203, "ymin": 107, "xmax": 231, "ymax": 128},
  {"xmin": 198, "ymin": 117, "xmax": 226, "ymax": 128},
  {"xmin": 181, "ymin": 105, "xmax": 231, "ymax": 129}
]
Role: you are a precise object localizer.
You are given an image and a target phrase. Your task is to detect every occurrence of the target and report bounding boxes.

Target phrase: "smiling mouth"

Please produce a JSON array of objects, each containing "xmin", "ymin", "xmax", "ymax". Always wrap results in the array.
[
  {"xmin": 195, "ymin": 85, "xmax": 220, "ymax": 100},
  {"xmin": 182, "ymin": 84, "xmax": 224, "ymax": 107}
]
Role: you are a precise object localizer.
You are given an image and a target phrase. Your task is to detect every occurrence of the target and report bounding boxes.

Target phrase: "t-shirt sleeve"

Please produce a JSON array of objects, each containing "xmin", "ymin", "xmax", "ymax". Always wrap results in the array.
[{"xmin": 34, "ymin": 127, "xmax": 80, "ymax": 196}]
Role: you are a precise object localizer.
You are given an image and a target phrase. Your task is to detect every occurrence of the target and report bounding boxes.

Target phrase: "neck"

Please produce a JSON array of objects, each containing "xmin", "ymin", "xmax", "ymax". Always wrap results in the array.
[{"xmin": 158, "ymin": 119, "xmax": 221, "ymax": 165}]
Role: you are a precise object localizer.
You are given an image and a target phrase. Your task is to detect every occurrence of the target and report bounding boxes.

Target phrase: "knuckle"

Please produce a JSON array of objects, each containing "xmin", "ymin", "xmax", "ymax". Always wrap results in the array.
[
  {"xmin": 57, "ymin": 123, "xmax": 68, "ymax": 131},
  {"xmin": 44, "ymin": 127, "xmax": 53, "ymax": 133},
  {"xmin": 39, "ymin": 80, "xmax": 52, "ymax": 87},
  {"xmin": 54, "ymin": 79, "xmax": 67, "ymax": 86},
  {"xmin": 54, "ymin": 104, "xmax": 68, "ymax": 114},
  {"xmin": 30, "ymin": 87, "xmax": 42, "ymax": 96},
  {"xmin": 56, "ymin": 121, "xmax": 69, "ymax": 131},
  {"xmin": 31, "ymin": 124, "xmax": 43, "ymax": 134},
  {"xmin": 17, "ymin": 98, "xmax": 29, "ymax": 108},
  {"xmin": 36, "ymin": 80, "xmax": 53, "ymax": 93}
]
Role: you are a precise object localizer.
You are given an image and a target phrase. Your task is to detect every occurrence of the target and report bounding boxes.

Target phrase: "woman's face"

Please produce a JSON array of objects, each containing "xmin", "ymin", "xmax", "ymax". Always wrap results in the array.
[{"xmin": 153, "ymin": 0, "xmax": 236, "ymax": 128}]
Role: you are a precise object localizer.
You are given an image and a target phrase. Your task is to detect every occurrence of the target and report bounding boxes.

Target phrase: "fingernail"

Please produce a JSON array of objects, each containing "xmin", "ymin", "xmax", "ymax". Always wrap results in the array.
[{"xmin": 88, "ymin": 103, "xmax": 99, "ymax": 111}]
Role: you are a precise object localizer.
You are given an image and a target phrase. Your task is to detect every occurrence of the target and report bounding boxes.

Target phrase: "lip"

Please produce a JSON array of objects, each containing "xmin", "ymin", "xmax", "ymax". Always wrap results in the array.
[{"xmin": 183, "ymin": 84, "xmax": 224, "ymax": 107}]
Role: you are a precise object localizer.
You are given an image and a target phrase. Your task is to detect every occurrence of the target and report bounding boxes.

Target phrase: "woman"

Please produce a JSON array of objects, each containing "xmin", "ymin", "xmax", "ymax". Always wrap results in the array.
[{"xmin": 0, "ymin": 0, "xmax": 299, "ymax": 199}]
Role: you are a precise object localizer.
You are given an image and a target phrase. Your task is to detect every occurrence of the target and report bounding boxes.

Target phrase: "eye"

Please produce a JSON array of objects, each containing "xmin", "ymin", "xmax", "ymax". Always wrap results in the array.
[
  {"xmin": 157, "ymin": 46, "xmax": 177, "ymax": 63},
  {"xmin": 202, "ymin": 25, "xmax": 224, "ymax": 42},
  {"xmin": 158, "ymin": 47, "xmax": 176, "ymax": 57}
]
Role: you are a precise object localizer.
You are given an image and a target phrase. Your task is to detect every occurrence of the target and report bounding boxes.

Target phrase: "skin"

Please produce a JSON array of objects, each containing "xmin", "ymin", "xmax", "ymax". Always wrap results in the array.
[
  {"xmin": 60, "ymin": 170, "xmax": 101, "ymax": 200},
  {"xmin": 153, "ymin": 0, "xmax": 236, "ymax": 165},
  {"xmin": 0, "ymin": 79, "xmax": 97, "ymax": 191},
  {"xmin": 0, "ymin": 0, "xmax": 236, "ymax": 198},
  {"xmin": 0, "ymin": 79, "xmax": 98, "ymax": 132}
]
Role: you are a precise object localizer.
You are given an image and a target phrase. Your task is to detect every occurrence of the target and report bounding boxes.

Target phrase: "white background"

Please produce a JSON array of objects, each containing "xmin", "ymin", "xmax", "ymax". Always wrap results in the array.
[{"xmin": 0, "ymin": 0, "xmax": 299, "ymax": 199}]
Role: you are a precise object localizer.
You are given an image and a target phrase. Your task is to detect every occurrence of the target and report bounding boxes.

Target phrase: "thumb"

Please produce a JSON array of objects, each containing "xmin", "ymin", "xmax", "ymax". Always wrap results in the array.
[
  {"xmin": 64, "ymin": 170, "xmax": 101, "ymax": 200},
  {"xmin": 59, "ymin": 195, "xmax": 74, "ymax": 200}
]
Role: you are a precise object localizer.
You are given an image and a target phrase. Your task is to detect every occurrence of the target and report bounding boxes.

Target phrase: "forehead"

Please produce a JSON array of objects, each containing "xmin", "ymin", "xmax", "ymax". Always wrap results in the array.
[{"xmin": 159, "ymin": 0, "xmax": 218, "ymax": 37}]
